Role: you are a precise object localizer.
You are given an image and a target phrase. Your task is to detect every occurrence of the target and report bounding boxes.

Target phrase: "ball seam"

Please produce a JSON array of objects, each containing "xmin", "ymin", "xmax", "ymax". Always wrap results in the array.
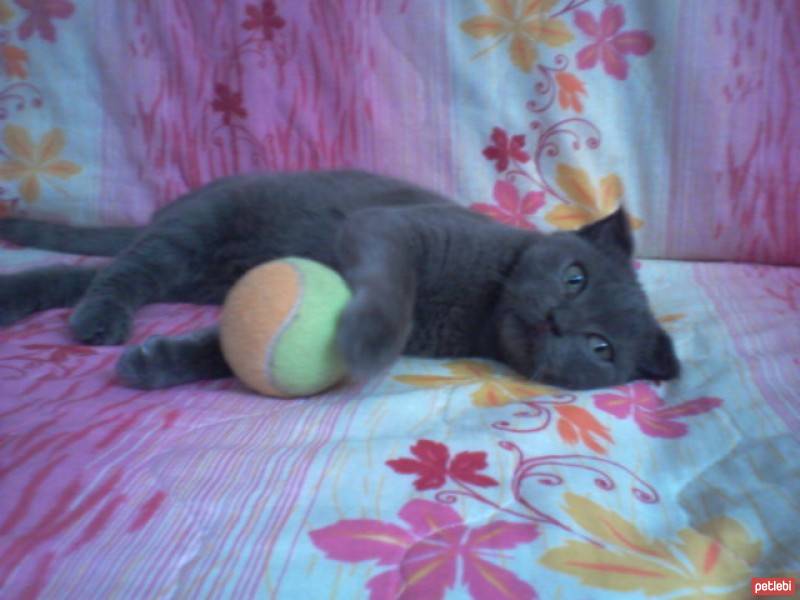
[{"xmin": 262, "ymin": 260, "xmax": 305, "ymax": 396}]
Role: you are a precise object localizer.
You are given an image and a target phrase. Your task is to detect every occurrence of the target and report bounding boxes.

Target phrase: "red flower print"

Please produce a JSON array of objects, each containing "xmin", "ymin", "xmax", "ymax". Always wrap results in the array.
[
  {"xmin": 594, "ymin": 383, "xmax": 722, "ymax": 438},
  {"xmin": 211, "ymin": 84, "xmax": 248, "ymax": 125},
  {"xmin": 448, "ymin": 451, "xmax": 499, "ymax": 487},
  {"xmin": 471, "ymin": 180, "xmax": 544, "ymax": 230},
  {"xmin": 242, "ymin": 1, "xmax": 286, "ymax": 41},
  {"xmin": 574, "ymin": 4, "xmax": 654, "ymax": 81},
  {"xmin": 482, "ymin": 127, "xmax": 529, "ymax": 173},
  {"xmin": 310, "ymin": 499, "xmax": 539, "ymax": 599},
  {"xmin": 15, "ymin": 0, "xmax": 75, "ymax": 43},
  {"xmin": 386, "ymin": 439, "xmax": 498, "ymax": 491}
]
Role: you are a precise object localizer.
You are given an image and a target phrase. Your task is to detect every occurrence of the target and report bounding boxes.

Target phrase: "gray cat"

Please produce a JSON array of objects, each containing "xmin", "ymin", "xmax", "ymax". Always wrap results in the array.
[{"xmin": 0, "ymin": 170, "xmax": 679, "ymax": 391}]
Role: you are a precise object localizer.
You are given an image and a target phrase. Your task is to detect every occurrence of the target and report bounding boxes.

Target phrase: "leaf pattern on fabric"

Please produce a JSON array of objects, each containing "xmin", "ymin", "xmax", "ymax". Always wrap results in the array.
[
  {"xmin": 461, "ymin": 0, "xmax": 573, "ymax": 72},
  {"xmin": 386, "ymin": 439, "xmax": 499, "ymax": 490},
  {"xmin": 539, "ymin": 493, "xmax": 760, "ymax": 597},
  {"xmin": 546, "ymin": 163, "xmax": 643, "ymax": 230},
  {"xmin": 310, "ymin": 498, "xmax": 540, "ymax": 600},
  {"xmin": 394, "ymin": 360, "xmax": 560, "ymax": 407}
]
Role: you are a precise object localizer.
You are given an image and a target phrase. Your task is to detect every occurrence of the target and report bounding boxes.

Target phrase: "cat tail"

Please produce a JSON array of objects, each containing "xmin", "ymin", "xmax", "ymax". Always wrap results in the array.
[{"xmin": 0, "ymin": 218, "xmax": 141, "ymax": 256}]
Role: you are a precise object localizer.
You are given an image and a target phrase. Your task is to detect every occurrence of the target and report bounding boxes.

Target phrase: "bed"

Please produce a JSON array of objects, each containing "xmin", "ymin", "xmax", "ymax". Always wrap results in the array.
[{"xmin": 1, "ymin": 1, "xmax": 798, "ymax": 598}]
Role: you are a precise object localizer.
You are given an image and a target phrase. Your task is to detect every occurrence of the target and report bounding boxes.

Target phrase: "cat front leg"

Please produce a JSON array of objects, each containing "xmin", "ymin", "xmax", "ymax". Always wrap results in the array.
[
  {"xmin": 334, "ymin": 208, "xmax": 418, "ymax": 381},
  {"xmin": 0, "ymin": 266, "xmax": 97, "ymax": 326},
  {"xmin": 68, "ymin": 233, "xmax": 200, "ymax": 345}
]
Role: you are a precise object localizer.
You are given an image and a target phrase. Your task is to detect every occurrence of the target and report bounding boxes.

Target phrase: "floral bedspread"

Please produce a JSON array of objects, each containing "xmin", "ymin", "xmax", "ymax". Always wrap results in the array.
[{"xmin": 1, "ymin": 1, "xmax": 798, "ymax": 598}]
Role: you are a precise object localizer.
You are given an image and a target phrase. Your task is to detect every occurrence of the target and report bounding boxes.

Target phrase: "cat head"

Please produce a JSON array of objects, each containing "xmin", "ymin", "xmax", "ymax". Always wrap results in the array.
[{"xmin": 496, "ymin": 208, "xmax": 680, "ymax": 390}]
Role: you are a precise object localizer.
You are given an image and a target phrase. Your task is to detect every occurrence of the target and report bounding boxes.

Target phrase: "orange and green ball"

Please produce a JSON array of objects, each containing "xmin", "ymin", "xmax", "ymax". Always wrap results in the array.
[{"xmin": 219, "ymin": 257, "xmax": 352, "ymax": 398}]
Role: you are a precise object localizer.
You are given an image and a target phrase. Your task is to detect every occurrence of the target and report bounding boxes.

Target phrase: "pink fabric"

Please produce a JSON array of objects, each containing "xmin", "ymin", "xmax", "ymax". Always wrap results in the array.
[
  {"xmin": 695, "ymin": 262, "xmax": 800, "ymax": 432},
  {"xmin": 0, "ymin": 304, "xmax": 367, "ymax": 597},
  {"xmin": 668, "ymin": 0, "xmax": 800, "ymax": 265},
  {"xmin": 96, "ymin": 1, "xmax": 455, "ymax": 224}
]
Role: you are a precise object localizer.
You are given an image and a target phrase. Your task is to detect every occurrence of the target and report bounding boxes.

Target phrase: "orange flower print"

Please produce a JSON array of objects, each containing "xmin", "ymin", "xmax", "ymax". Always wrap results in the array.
[
  {"xmin": 657, "ymin": 313, "xmax": 685, "ymax": 328},
  {"xmin": 0, "ymin": 125, "xmax": 81, "ymax": 202},
  {"xmin": 461, "ymin": 0, "xmax": 574, "ymax": 73},
  {"xmin": 545, "ymin": 163, "xmax": 643, "ymax": 230},
  {"xmin": 1, "ymin": 44, "xmax": 28, "ymax": 79},
  {"xmin": 554, "ymin": 404, "xmax": 612, "ymax": 454},
  {"xmin": 554, "ymin": 72, "xmax": 586, "ymax": 112}
]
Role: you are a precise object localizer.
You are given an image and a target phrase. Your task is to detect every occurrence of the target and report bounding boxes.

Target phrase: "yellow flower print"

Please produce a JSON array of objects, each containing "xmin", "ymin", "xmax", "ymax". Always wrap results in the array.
[
  {"xmin": 658, "ymin": 313, "xmax": 686, "ymax": 330},
  {"xmin": 0, "ymin": 125, "xmax": 81, "ymax": 202},
  {"xmin": 540, "ymin": 494, "xmax": 762, "ymax": 598},
  {"xmin": 461, "ymin": 0, "xmax": 574, "ymax": 72},
  {"xmin": 394, "ymin": 360, "xmax": 560, "ymax": 407},
  {"xmin": 545, "ymin": 163, "xmax": 644, "ymax": 230}
]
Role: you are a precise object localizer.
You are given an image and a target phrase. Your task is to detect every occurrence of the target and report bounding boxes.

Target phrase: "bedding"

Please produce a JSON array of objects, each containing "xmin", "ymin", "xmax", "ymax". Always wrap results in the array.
[{"xmin": 1, "ymin": 1, "xmax": 798, "ymax": 598}]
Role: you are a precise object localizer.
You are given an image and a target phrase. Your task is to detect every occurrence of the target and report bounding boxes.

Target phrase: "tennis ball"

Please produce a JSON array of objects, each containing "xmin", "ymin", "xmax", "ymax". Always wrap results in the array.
[{"xmin": 219, "ymin": 257, "xmax": 352, "ymax": 398}]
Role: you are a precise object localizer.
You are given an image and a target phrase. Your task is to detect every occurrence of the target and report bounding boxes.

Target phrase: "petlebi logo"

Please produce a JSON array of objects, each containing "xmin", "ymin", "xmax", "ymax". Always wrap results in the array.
[{"xmin": 752, "ymin": 577, "xmax": 796, "ymax": 596}]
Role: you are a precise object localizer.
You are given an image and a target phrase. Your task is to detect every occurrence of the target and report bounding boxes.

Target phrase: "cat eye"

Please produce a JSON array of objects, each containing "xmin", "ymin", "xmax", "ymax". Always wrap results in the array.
[
  {"xmin": 587, "ymin": 334, "xmax": 613, "ymax": 362},
  {"xmin": 563, "ymin": 263, "xmax": 587, "ymax": 296}
]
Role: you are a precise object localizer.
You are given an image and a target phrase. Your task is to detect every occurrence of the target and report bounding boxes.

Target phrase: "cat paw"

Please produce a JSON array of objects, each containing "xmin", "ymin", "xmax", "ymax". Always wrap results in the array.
[
  {"xmin": 116, "ymin": 337, "xmax": 173, "ymax": 389},
  {"xmin": 336, "ymin": 292, "xmax": 410, "ymax": 381},
  {"xmin": 117, "ymin": 332, "xmax": 229, "ymax": 389},
  {"xmin": 69, "ymin": 298, "xmax": 132, "ymax": 345}
]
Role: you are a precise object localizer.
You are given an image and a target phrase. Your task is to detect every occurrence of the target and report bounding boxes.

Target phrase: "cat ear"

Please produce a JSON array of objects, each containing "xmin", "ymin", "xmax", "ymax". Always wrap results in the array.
[
  {"xmin": 577, "ymin": 208, "xmax": 633, "ymax": 257},
  {"xmin": 636, "ymin": 329, "xmax": 680, "ymax": 381}
]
